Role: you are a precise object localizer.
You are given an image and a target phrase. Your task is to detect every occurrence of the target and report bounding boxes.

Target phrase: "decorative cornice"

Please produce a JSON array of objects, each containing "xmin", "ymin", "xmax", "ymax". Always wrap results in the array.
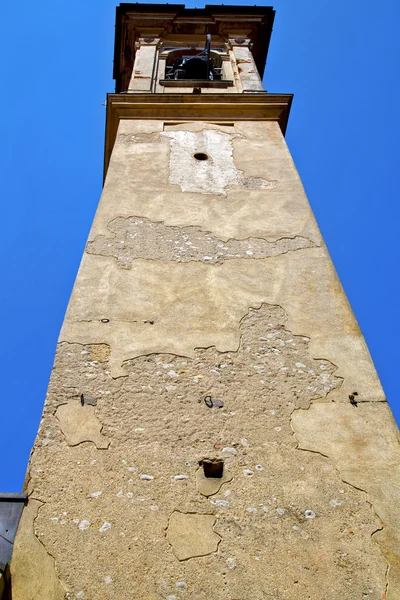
[{"xmin": 103, "ymin": 92, "xmax": 293, "ymax": 180}]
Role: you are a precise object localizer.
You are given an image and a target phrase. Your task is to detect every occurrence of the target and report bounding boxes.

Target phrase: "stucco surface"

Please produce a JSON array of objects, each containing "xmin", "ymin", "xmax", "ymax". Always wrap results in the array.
[
  {"xmin": 10, "ymin": 500, "xmax": 65, "ymax": 600},
  {"xmin": 292, "ymin": 402, "xmax": 400, "ymax": 597},
  {"xmin": 61, "ymin": 248, "xmax": 384, "ymax": 404},
  {"xmin": 14, "ymin": 118, "xmax": 400, "ymax": 599},
  {"xmin": 19, "ymin": 306, "xmax": 387, "ymax": 599},
  {"xmin": 91, "ymin": 121, "xmax": 321, "ymax": 243}
]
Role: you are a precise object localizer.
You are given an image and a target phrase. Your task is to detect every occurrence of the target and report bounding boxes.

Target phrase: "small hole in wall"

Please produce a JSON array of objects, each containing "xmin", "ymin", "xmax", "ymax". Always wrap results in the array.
[
  {"xmin": 193, "ymin": 152, "xmax": 209, "ymax": 161},
  {"xmin": 200, "ymin": 459, "xmax": 224, "ymax": 478}
]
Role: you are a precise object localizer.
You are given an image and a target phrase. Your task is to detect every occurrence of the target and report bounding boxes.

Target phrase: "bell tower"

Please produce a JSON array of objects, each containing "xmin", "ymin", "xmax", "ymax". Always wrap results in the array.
[{"xmin": 9, "ymin": 4, "xmax": 400, "ymax": 600}]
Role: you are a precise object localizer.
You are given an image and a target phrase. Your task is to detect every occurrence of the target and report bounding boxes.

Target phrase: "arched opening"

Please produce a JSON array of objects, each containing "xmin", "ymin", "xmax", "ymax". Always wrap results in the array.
[{"xmin": 165, "ymin": 48, "xmax": 222, "ymax": 81}]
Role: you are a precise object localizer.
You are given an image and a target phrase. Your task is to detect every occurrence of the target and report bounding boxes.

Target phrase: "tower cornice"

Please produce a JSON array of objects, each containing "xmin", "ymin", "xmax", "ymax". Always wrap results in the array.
[{"xmin": 103, "ymin": 92, "xmax": 292, "ymax": 179}]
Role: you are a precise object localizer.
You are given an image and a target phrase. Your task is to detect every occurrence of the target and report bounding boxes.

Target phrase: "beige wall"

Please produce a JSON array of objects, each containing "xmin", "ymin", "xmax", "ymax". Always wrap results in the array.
[{"xmin": 11, "ymin": 119, "xmax": 400, "ymax": 600}]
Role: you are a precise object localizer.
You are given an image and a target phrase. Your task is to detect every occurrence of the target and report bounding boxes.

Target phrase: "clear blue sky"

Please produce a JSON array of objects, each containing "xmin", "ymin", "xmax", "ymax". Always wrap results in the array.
[{"xmin": 1, "ymin": 0, "xmax": 399, "ymax": 492}]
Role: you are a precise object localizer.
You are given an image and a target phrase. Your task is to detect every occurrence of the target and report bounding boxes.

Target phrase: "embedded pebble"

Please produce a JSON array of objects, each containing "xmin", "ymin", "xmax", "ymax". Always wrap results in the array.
[
  {"xmin": 89, "ymin": 491, "xmax": 102, "ymax": 498},
  {"xmin": 99, "ymin": 521, "xmax": 112, "ymax": 532},
  {"xmin": 166, "ymin": 596, "xmax": 177, "ymax": 600},
  {"xmin": 212, "ymin": 398, "xmax": 224, "ymax": 408},
  {"xmin": 211, "ymin": 499, "xmax": 230, "ymax": 507},
  {"xmin": 173, "ymin": 474, "xmax": 189, "ymax": 480},
  {"xmin": 243, "ymin": 469, "xmax": 254, "ymax": 477},
  {"xmin": 78, "ymin": 520, "xmax": 90, "ymax": 531},
  {"xmin": 246, "ymin": 507, "xmax": 258, "ymax": 513},
  {"xmin": 226, "ymin": 557, "xmax": 237, "ymax": 569},
  {"xmin": 140, "ymin": 474, "xmax": 154, "ymax": 480},
  {"xmin": 330, "ymin": 499, "xmax": 341, "ymax": 508},
  {"xmin": 222, "ymin": 447, "xmax": 237, "ymax": 455},
  {"xmin": 150, "ymin": 505, "xmax": 159, "ymax": 511},
  {"xmin": 176, "ymin": 582, "xmax": 187, "ymax": 589},
  {"xmin": 116, "ymin": 490, "xmax": 124, "ymax": 497},
  {"xmin": 76, "ymin": 592, "xmax": 85, "ymax": 599},
  {"xmin": 126, "ymin": 492, "xmax": 133, "ymax": 498},
  {"xmin": 276, "ymin": 508, "xmax": 285, "ymax": 515},
  {"xmin": 304, "ymin": 509, "xmax": 316, "ymax": 519},
  {"xmin": 104, "ymin": 576, "xmax": 112, "ymax": 585},
  {"xmin": 255, "ymin": 464, "xmax": 263, "ymax": 471}
]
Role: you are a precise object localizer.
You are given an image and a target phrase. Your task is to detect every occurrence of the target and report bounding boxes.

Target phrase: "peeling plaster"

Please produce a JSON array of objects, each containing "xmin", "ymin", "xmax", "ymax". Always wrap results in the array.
[
  {"xmin": 20, "ymin": 115, "xmax": 398, "ymax": 598},
  {"xmin": 86, "ymin": 215, "xmax": 315, "ymax": 268},
  {"xmin": 95, "ymin": 120, "xmax": 321, "ymax": 244},
  {"xmin": 61, "ymin": 248, "xmax": 386, "ymax": 400},
  {"xmin": 25, "ymin": 303, "xmax": 387, "ymax": 598}
]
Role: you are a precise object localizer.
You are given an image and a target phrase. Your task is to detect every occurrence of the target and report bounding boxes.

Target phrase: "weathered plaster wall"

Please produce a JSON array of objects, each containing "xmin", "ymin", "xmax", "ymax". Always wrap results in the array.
[{"xmin": 12, "ymin": 119, "xmax": 400, "ymax": 599}]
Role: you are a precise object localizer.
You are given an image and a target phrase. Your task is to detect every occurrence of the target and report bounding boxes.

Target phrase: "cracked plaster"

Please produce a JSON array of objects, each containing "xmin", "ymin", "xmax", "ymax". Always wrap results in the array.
[
  {"xmin": 55, "ymin": 401, "xmax": 110, "ymax": 449},
  {"xmin": 195, "ymin": 465, "xmax": 233, "ymax": 497},
  {"xmin": 17, "ymin": 304, "xmax": 387, "ymax": 599},
  {"xmin": 61, "ymin": 248, "xmax": 385, "ymax": 405},
  {"xmin": 166, "ymin": 512, "xmax": 221, "ymax": 560},
  {"xmin": 292, "ymin": 402, "xmax": 400, "ymax": 599},
  {"xmin": 10, "ymin": 500, "xmax": 65, "ymax": 600}
]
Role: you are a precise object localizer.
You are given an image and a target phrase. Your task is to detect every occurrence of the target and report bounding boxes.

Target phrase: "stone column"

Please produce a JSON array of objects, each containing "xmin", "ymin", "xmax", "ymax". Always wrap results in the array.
[
  {"xmin": 128, "ymin": 37, "xmax": 160, "ymax": 92},
  {"xmin": 228, "ymin": 37, "xmax": 264, "ymax": 93}
]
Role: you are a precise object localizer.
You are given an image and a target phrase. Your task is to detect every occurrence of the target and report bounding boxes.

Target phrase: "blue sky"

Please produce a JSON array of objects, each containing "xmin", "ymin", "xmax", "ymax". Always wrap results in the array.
[{"xmin": 0, "ymin": 0, "xmax": 399, "ymax": 492}]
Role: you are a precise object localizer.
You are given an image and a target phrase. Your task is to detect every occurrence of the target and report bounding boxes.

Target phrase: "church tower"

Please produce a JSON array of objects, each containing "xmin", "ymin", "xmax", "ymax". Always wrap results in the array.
[{"xmin": 9, "ymin": 4, "xmax": 400, "ymax": 599}]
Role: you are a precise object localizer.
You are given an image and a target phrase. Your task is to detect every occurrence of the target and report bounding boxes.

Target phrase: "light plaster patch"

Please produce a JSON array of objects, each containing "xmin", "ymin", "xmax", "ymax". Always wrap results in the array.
[
  {"xmin": 162, "ymin": 130, "xmax": 276, "ymax": 195},
  {"xmin": 166, "ymin": 512, "xmax": 221, "ymax": 560},
  {"xmin": 56, "ymin": 401, "xmax": 110, "ymax": 448},
  {"xmin": 292, "ymin": 401, "xmax": 400, "ymax": 599},
  {"xmin": 86, "ymin": 215, "xmax": 314, "ymax": 268}
]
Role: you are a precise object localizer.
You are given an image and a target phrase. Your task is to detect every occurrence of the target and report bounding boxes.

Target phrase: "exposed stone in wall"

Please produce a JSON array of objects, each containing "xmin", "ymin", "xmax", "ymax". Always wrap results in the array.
[
  {"xmin": 86, "ymin": 216, "xmax": 315, "ymax": 268},
  {"xmin": 21, "ymin": 304, "xmax": 388, "ymax": 599}
]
